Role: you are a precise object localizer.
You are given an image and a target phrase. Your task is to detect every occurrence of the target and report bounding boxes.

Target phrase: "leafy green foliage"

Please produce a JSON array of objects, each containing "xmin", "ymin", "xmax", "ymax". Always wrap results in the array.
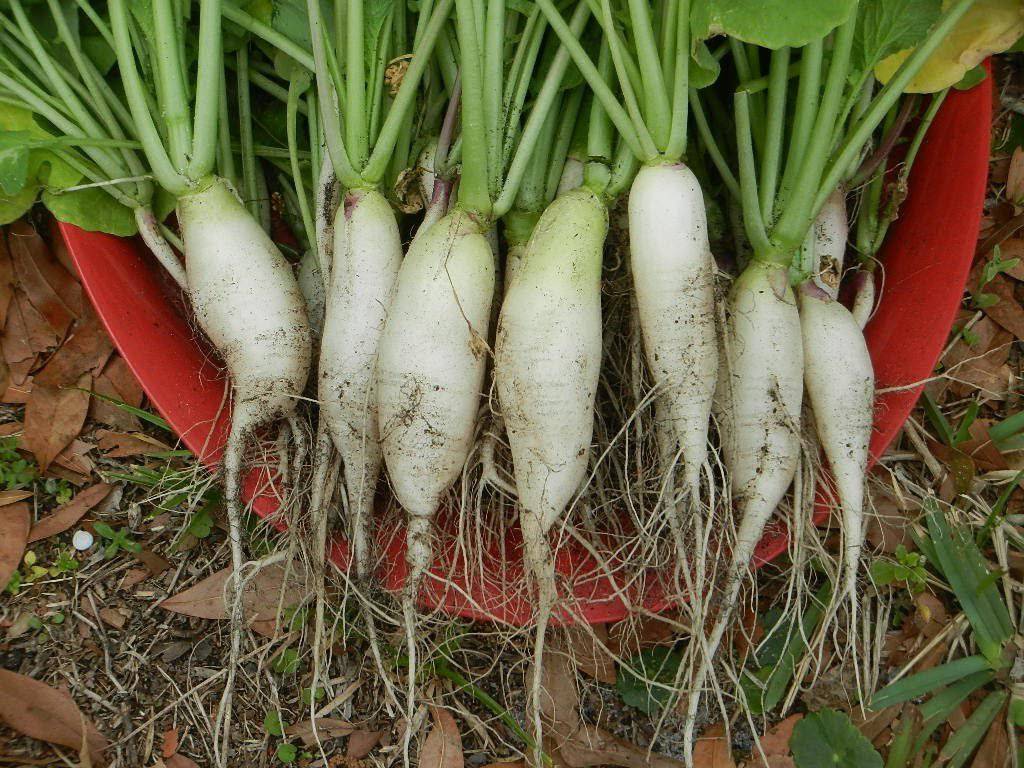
[
  {"xmin": 263, "ymin": 710, "xmax": 286, "ymax": 737},
  {"xmin": 0, "ymin": 132, "xmax": 33, "ymax": 196},
  {"xmin": 616, "ymin": 647, "xmax": 682, "ymax": 714},
  {"xmin": 852, "ymin": 0, "xmax": 942, "ymax": 73},
  {"xmin": 740, "ymin": 584, "xmax": 830, "ymax": 714},
  {"xmin": 93, "ymin": 522, "xmax": 142, "ymax": 559},
  {"xmin": 869, "ymin": 544, "xmax": 928, "ymax": 594},
  {"xmin": 790, "ymin": 709, "xmax": 883, "ymax": 768},
  {"xmin": 0, "ymin": 436, "xmax": 37, "ymax": 491},
  {"xmin": 690, "ymin": 0, "xmax": 858, "ymax": 48},
  {"xmin": 272, "ymin": 647, "xmax": 300, "ymax": 675},
  {"xmin": 42, "ymin": 187, "xmax": 138, "ymax": 237},
  {"xmin": 275, "ymin": 742, "xmax": 297, "ymax": 763}
]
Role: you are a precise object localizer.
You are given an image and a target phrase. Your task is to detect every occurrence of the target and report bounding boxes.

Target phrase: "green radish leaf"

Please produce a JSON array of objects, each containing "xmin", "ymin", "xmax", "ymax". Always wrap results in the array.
[
  {"xmin": 691, "ymin": 0, "xmax": 858, "ymax": 48},
  {"xmin": 876, "ymin": 0, "xmax": 1024, "ymax": 93},
  {"xmin": 853, "ymin": 0, "xmax": 942, "ymax": 73},
  {"xmin": 42, "ymin": 187, "xmax": 138, "ymax": 237},
  {"xmin": 789, "ymin": 709, "xmax": 883, "ymax": 768},
  {"xmin": 954, "ymin": 64, "xmax": 987, "ymax": 90},
  {"xmin": 81, "ymin": 34, "xmax": 118, "ymax": 74},
  {"xmin": 870, "ymin": 655, "xmax": 992, "ymax": 709},
  {"xmin": 0, "ymin": 132, "xmax": 32, "ymax": 195},
  {"xmin": 0, "ymin": 185, "xmax": 40, "ymax": 226},
  {"xmin": 616, "ymin": 647, "xmax": 683, "ymax": 715},
  {"xmin": 365, "ymin": 0, "xmax": 396, "ymax": 65},
  {"xmin": 690, "ymin": 41, "xmax": 721, "ymax": 89}
]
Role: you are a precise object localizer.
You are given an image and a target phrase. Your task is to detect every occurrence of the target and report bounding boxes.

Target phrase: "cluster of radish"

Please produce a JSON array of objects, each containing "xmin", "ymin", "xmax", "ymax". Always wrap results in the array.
[{"xmin": 1, "ymin": 0, "xmax": 1013, "ymax": 764}]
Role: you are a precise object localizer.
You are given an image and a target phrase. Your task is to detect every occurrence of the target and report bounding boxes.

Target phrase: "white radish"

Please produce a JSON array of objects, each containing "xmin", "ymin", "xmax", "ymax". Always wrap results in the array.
[
  {"xmin": 298, "ymin": 250, "xmax": 326, "ymax": 338},
  {"xmin": 376, "ymin": 207, "xmax": 494, "ymax": 736},
  {"xmin": 799, "ymin": 282, "xmax": 874, "ymax": 618},
  {"xmin": 556, "ymin": 155, "xmax": 584, "ymax": 196},
  {"xmin": 851, "ymin": 269, "xmax": 876, "ymax": 329},
  {"xmin": 319, "ymin": 188, "xmax": 403, "ymax": 581},
  {"xmin": 495, "ymin": 187, "xmax": 607, "ymax": 756},
  {"xmin": 177, "ymin": 176, "xmax": 311, "ymax": 763},
  {"xmin": 811, "ymin": 187, "xmax": 848, "ymax": 300},
  {"xmin": 628, "ymin": 163, "xmax": 718, "ymax": 498},
  {"xmin": 685, "ymin": 259, "xmax": 802, "ymax": 764}
]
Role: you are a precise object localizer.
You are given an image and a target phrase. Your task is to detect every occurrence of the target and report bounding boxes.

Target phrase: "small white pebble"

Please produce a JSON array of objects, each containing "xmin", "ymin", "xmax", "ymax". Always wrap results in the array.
[{"xmin": 72, "ymin": 530, "xmax": 94, "ymax": 551}]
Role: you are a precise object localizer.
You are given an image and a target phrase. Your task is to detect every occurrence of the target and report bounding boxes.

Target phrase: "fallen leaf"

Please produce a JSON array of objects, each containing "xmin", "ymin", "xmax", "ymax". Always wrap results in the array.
[
  {"xmin": 159, "ymin": 562, "xmax": 309, "ymax": 631},
  {"xmin": 558, "ymin": 723, "xmax": 686, "ymax": 768},
  {"xmin": 982, "ymin": 275, "xmax": 1024, "ymax": 340},
  {"xmin": 161, "ymin": 727, "xmax": 179, "ymax": 758},
  {"xmin": 286, "ymin": 718, "xmax": 356, "ymax": 747},
  {"xmin": 692, "ymin": 733, "xmax": 736, "ymax": 768},
  {"xmin": 97, "ymin": 430, "xmax": 172, "ymax": 458},
  {"xmin": 0, "ymin": 669, "xmax": 107, "ymax": 759},
  {"xmin": 0, "ymin": 489, "xmax": 33, "ymax": 506},
  {"xmin": 89, "ymin": 355, "xmax": 143, "ymax": 430},
  {"xmin": 4, "ymin": 286, "xmax": 59, "ymax": 362},
  {"xmin": 481, "ymin": 763, "xmax": 526, "ymax": 768},
  {"xmin": 971, "ymin": 714, "xmax": 1010, "ymax": 768},
  {"xmin": 51, "ymin": 436, "xmax": 96, "ymax": 478},
  {"xmin": 0, "ymin": 501, "xmax": 29, "ymax": 589},
  {"xmin": 346, "ymin": 729, "xmax": 383, "ymax": 759},
  {"xmin": 155, "ymin": 756, "xmax": 200, "ymax": 768},
  {"xmin": 421, "ymin": 708, "xmax": 463, "ymax": 768},
  {"xmin": 33, "ymin": 301, "xmax": 112, "ymax": 388},
  {"xmin": 0, "ymin": 234, "xmax": 15, "ymax": 328},
  {"xmin": 1009, "ymin": 148, "xmax": 1024, "ymax": 207},
  {"xmin": 118, "ymin": 568, "xmax": 151, "ymax": 590},
  {"xmin": 6, "ymin": 221, "xmax": 77, "ymax": 336},
  {"xmin": 22, "ymin": 372, "xmax": 91, "ymax": 471},
  {"xmin": 27, "ymin": 483, "xmax": 112, "ymax": 543},
  {"xmin": 559, "ymin": 626, "xmax": 615, "ymax": 685},
  {"xmin": 536, "ymin": 651, "xmax": 582, "ymax": 736},
  {"xmin": 96, "ymin": 607, "xmax": 128, "ymax": 630},
  {"xmin": 751, "ymin": 714, "xmax": 802, "ymax": 768},
  {"xmin": 133, "ymin": 547, "xmax": 170, "ymax": 578}
]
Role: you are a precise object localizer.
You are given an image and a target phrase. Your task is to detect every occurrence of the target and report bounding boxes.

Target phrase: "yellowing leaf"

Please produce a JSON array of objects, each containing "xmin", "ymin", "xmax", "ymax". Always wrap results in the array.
[{"xmin": 875, "ymin": 0, "xmax": 1024, "ymax": 92}]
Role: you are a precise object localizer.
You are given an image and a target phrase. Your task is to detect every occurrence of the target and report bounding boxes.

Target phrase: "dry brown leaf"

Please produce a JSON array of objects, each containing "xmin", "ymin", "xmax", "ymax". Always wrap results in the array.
[
  {"xmin": 346, "ymin": 729, "xmax": 383, "ymax": 759},
  {"xmin": 0, "ymin": 501, "xmax": 29, "ymax": 590},
  {"xmin": 159, "ymin": 562, "xmax": 309, "ymax": 629},
  {"xmin": 4, "ymin": 286, "xmax": 59, "ymax": 362},
  {"xmin": 982, "ymin": 275, "xmax": 1024, "ymax": 339},
  {"xmin": 751, "ymin": 714, "xmax": 801, "ymax": 768},
  {"xmin": 27, "ymin": 483, "xmax": 111, "ymax": 543},
  {"xmin": 22, "ymin": 372, "xmax": 91, "ymax": 471},
  {"xmin": 559, "ymin": 626, "xmax": 615, "ymax": 685},
  {"xmin": 0, "ymin": 669, "xmax": 107, "ymax": 759},
  {"xmin": 970, "ymin": 713, "xmax": 1010, "ymax": 768},
  {"xmin": 420, "ymin": 708, "xmax": 463, "ymax": 768},
  {"xmin": 537, "ymin": 651, "xmax": 582, "ymax": 736},
  {"xmin": 0, "ymin": 489, "xmax": 33, "ymax": 506},
  {"xmin": 161, "ymin": 727, "xmax": 179, "ymax": 758},
  {"xmin": 6, "ymin": 222, "xmax": 78, "ymax": 336},
  {"xmin": 89, "ymin": 355, "xmax": 143, "ymax": 430},
  {"xmin": 558, "ymin": 724, "xmax": 686, "ymax": 768},
  {"xmin": 155, "ymin": 756, "xmax": 200, "ymax": 768},
  {"xmin": 692, "ymin": 732, "xmax": 735, "ymax": 768},
  {"xmin": 133, "ymin": 547, "xmax": 171, "ymax": 578},
  {"xmin": 286, "ymin": 718, "xmax": 356, "ymax": 747},
  {"xmin": 33, "ymin": 302, "xmax": 112, "ymax": 389},
  {"xmin": 481, "ymin": 763, "xmax": 526, "ymax": 768},
  {"xmin": 51, "ymin": 436, "xmax": 96, "ymax": 479},
  {"xmin": 1008, "ymin": 147, "xmax": 1024, "ymax": 206},
  {"xmin": 0, "ymin": 233, "xmax": 15, "ymax": 329},
  {"xmin": 97, "ymin": 430, "xmax": 172, "ymax": 458}
]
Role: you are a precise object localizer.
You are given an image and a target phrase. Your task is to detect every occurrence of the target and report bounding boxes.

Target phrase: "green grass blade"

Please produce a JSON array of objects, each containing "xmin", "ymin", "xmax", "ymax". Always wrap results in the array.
[{"xmin": 870, "ymin": 655, "xmax": 991, "ymax": 710}]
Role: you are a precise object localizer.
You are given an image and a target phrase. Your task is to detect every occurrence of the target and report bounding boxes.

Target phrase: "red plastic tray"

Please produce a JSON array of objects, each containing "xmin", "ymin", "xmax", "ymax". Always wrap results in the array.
[{"xmin": 59, "ymin": 72, "xmax": 991, "ymax": 626}]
